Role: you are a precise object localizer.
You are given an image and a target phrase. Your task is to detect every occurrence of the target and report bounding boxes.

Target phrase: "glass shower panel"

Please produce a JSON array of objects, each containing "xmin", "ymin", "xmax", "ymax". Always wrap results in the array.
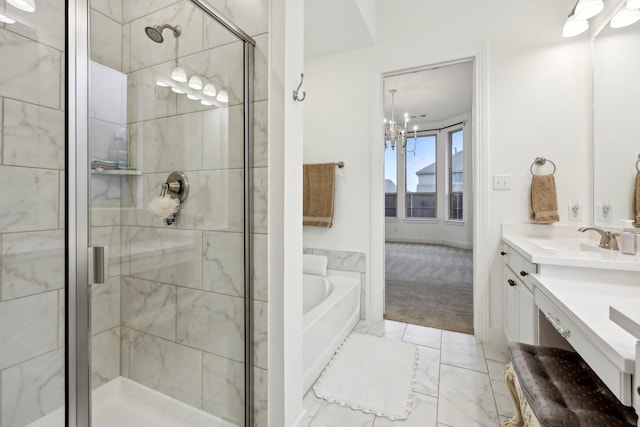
[
  {"xmin": 0, "ymin": 0, "xmax": 66, "ymax": 426},
  {"xmin": 89, "ymin": 1, "xmax": 248, "ymax": 425}
]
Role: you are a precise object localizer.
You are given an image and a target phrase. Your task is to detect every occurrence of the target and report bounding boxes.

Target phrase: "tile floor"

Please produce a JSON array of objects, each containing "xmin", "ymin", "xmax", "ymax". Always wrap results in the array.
[{"xmin": 302, "ymin": 320, "xmax": 513, "ymax": 427}]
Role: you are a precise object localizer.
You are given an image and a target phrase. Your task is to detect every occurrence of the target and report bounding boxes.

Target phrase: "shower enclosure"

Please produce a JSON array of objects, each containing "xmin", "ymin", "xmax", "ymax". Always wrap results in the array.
[{"xmin": 0, "ymin": 0, "xmax": 255, "ymax": 425}]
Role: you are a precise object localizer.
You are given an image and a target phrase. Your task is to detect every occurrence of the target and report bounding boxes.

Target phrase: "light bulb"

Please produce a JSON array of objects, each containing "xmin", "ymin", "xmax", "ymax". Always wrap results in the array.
[
  {"xmin": 171, "ymin": 86, "xmax": 185, "ymax": 94},
  {"xmin": 155, "ymin": 79, "xmax": 169, "ymax": 87},
  {"xmin": 187, "ymin": 94, "xmax": 199, "ymax": 100},
  {"xmin": 0, "ymin": 13, "xmax": 16, "ymax": 23},
  {"xmin": 171, "ymin": 67, "xmax": 187, "ymax": 83},
  {"xmin": 202, "ymin": 83, "xmax": 216, "ymax": 97},
  {"xmin": 7, "ymin": 0, "xmax": 35, "ymax": 12},
  {"xmin": 201, "ymin": 99, "xmax": 214, "ymax": 106},
  {"xmin": 188, "ymin": 75, "xmax": 203, "ymax": 90},
  {"xmin": 562, "ymin": 14, "xmax": 589, "ymax": 37},
  {"xmin": 574, "ymin": 0, "xmax": 604, "ymax": 20},
  {"xmin": 610, "ymin": 6, "xmax": 640, "ymax": 28},
  {"xmin": 216, "ymin": 90, "xmax": 228, "ymax": 103}
]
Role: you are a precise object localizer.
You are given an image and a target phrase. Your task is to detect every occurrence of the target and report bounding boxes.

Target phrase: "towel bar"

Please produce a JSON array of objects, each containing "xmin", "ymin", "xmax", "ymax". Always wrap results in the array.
[
  {"xmin": 335, "ymin": 162, "xmax": 344, "ymax": 168},
  {"xmin": 635, "ymin": 153, "xmax": 640, "ymax": 172},
  {"xmin": 530, "ymin": 157, "xmax": 556, "ymax": 175}
]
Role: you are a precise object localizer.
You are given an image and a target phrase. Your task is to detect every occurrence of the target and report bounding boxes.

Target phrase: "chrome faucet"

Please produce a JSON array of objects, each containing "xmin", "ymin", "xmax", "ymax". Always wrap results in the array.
[{"xmin": 578, "ymin": 227, "xmax": 620, "ymax": 250}]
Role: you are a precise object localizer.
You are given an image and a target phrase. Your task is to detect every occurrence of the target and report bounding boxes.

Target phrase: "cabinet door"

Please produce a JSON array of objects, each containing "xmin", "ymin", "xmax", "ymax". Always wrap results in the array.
[
  {"xmin": 504, "ymin": 271, "xmax": 517, "ymax": 342},
  {"xmin": 517, "ymin": 284, "xmax": 535, "ymax": 345}
]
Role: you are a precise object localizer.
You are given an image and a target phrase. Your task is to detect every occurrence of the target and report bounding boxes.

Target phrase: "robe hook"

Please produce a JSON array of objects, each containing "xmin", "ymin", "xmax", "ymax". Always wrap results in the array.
[{"xmin": 293, "ymin": 73, "xmax": 306, "ymax": 102}]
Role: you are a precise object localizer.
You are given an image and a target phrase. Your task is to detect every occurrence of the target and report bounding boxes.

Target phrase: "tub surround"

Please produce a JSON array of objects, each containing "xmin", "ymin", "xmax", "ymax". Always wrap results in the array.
[{"xmin": 502, "ymin": 223, "xmax": 640, "ymax": 408}]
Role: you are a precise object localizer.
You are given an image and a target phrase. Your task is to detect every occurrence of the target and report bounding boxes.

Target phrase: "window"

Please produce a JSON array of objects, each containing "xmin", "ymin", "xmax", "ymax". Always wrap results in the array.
[
  {"xmin": 406, "ymin": 135, "xmax": 437, "ymax": 218},
  {"xmin": 384, "ymin": 145, "xmax": 397, "ymax": 217},
  {"xmin": 448, "ymin": 130, "xmax": 464, "ymax": 220}
]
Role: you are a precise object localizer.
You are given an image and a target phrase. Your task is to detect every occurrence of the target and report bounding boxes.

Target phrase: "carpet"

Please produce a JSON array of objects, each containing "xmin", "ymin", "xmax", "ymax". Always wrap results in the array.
[
  {"xmin": 313, "ymin": 333, "xmax": 419, "ymax": 420},
  {"xmin": 385, "ymin": 243, "xmax": 474, "ymax": 334}
]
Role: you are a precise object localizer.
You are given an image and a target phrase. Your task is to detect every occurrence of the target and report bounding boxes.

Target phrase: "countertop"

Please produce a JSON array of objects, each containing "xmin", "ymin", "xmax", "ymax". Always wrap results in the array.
[
  {"xmin": 533, "ymin": 274, "xmax": 639, "ymax": 373},
  {"xmin": 503, "ymin": 233, "xmax": 640, "ymax": 272}
]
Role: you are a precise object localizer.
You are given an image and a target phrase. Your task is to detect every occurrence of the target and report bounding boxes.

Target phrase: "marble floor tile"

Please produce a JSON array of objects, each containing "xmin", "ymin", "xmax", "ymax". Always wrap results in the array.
[
  {"xmin": 491, "ymin": 379, "xmax": 515, "ymax": 418},
  {"xmin": 441, "ymin": 331, "xmax": 487, "ymax": 373},
  {"xmin": 483, "ymin": 345, "xmax": 510, "ymax": 363},
  {"xmin": 353, "ymin": 320, "xmax": 373, "ymax": 334},
  {"xmin": 366, "ymin": 320, "xmax": 406, "ymax": 341},
  {"xmin": 487, "ymin": 359, "xmax": 508, "ymax": 381},
  {"xmin": 414, "ymin": 345, "xmax": 440, "ymax": 397},
  {"xmin": 402, "ymin": 324, "xmax": 442, "ymax": 349},
  {"xmin": 309, "ymin": 401, "xmax": 375, "ymax": 427},
  {"xmin": 372, "ymin": 392, "xmax": 437, "ymax": 427},
  {"xmin": 438, "ymin": 364, "xmax": 499, "ymax": 427}
]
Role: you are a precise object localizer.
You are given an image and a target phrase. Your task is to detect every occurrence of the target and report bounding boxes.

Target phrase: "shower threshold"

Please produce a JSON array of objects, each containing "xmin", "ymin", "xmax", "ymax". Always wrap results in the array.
[{"xmin": 27, "ymin": 376, "xmax": 237, "ymax": 427}]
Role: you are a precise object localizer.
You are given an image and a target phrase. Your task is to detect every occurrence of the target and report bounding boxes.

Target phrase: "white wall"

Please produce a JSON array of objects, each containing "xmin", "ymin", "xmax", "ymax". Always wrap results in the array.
[
  {"xmin": 385, "ymin": 112, "xmax": 473, "ymax": 249},
  {"xmin": 303, "ymin": 0, "xmax": 592, "ymax": 343}
]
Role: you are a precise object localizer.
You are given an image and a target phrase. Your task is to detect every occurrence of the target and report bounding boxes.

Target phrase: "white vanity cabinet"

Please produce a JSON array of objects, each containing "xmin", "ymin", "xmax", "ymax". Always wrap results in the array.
[{"xmin": 502, "ymin": 243, "xmax": 537, "ymax": 345}]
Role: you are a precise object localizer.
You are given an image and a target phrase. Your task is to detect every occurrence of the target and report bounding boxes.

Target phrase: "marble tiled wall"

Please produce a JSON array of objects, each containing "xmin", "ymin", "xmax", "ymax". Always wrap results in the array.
[
  {"xmin": 0, "ymin": 0, "xmax": 66, "ymax": 425},
  {"xmin": 304, "ymin": 247, "xmax": 367, "ymax": 318}
]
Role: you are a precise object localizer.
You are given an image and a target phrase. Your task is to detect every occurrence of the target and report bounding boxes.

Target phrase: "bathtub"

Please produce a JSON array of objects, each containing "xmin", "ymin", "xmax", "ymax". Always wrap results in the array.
[{"xmin": 302, "ymin": 271, "xmax": 360, "ymax": 393}]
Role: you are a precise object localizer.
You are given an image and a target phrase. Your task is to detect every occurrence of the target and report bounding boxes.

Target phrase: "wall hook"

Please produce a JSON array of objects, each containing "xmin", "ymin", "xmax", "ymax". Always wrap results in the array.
[{"xmin": 293, "ymin": 73, "xmax": 306, "ymax": 102}]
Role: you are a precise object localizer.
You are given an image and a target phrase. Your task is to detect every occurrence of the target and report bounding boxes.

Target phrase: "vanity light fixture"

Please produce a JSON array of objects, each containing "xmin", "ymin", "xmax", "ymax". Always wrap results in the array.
[
  {"xmin": 574, "ymin": 0, "xmax": 604, "ymax": 20},
  {"xmin": 170, "ymin": 66, "xmax": 187, "ymax": 83},
  {"xmin": 202, "ymin": 83, "xmax": 216, "ymax": 97},
  {"xmin": 200, "ymin": 99, "xmax": 214, "ymax": 106},
  {"xmin": 562, "ymin": 3, "xmax": 589, "ymax": 38},
  {"xmin": 171, "ymin": 86, "xmax": 185, "ymax": 94},
  {"xmin": 7, "ymin": 0, "xmax": 35, "ymax": 12},
  {"xmin": 186, "ymin": 93, "xmax": 199, "ymax": 101},
  {"xmin": 627, "ymin": 0, "xmax": 640, "ymax": 9},
  {"xmin": 155, "ymin": 79, "xmax": 170, "ymax": 87},
  {"xmin": 216, "ymin": 89, "xmax": 229, "ymax": 103},
  {"xmin": 188, "ymin": 75, "xmax": 203, "ymax": 90},
  {"xmin": 610, "ymin": 5, "xmax": 640, "ymax": 28},
  {"xmin": 0, "ymin": 13, "xmax": 16, "ymax": 23}
]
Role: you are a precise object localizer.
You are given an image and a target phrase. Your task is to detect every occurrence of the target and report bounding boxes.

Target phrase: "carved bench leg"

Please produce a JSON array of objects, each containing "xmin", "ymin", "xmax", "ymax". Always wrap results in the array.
[{"xmin": 502, "ymin": 362, "xmax": 524, "ymax": 427}]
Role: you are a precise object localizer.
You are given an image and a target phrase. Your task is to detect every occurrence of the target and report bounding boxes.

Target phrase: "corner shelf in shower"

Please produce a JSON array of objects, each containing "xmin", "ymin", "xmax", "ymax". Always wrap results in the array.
[{"xmin": 91, "ymin": 169, "xmax": 142, "ymax": 176}]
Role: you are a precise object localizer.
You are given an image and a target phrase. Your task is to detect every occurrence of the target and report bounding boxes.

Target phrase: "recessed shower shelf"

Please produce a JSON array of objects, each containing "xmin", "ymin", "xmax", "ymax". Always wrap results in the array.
[{"xmin": 91, "ymin": 169, "xmax": 142, "ymax": 176}]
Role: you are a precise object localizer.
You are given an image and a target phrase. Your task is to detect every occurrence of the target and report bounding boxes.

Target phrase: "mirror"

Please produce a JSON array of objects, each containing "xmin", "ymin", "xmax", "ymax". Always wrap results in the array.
[{"xmin": 593, "ymin": 14, "xmax": 640, "ymax": 227}]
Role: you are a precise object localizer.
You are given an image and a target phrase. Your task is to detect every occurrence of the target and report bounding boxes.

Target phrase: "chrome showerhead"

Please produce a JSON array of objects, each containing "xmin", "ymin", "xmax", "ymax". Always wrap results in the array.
[{"xmin": 144, "ymin": 23, "xmax": 182, "ymax": 43}]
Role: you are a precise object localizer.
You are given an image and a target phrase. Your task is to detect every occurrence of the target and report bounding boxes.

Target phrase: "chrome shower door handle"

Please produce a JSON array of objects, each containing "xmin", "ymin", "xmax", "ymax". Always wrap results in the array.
[{"xmin": 88, "ymin": 246, "xmax": 107, "ymax": 285}]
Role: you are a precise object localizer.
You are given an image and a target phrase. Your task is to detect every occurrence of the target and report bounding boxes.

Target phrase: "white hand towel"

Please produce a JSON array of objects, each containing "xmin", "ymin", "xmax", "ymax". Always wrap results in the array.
[{"xmin": 303, "ymin": 254, "xmax": 328, "ymax": 276}]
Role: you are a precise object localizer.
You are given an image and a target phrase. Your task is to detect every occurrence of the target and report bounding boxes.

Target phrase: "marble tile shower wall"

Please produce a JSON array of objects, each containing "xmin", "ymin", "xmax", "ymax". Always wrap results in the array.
[
  {"xmin": 0, "ymin": 0, "xmax": 66, "ymax": 426},
  {"xmin": 109, "ymin": 1, "xmax": 269, "ymax": 426}
]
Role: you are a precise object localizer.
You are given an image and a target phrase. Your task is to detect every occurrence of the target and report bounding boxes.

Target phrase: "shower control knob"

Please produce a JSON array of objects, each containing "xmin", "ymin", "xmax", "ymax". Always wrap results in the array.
[
  {"xmin": 500, "ymin": 251, "xmax": 507, "ymax": 256},
  {"xmin": 520, "ymin": 271, "xmax": 528, "ymax": 277},
  {"xmin": 507, "ymin": 279, "xmax": 516, "ymax": 287}
]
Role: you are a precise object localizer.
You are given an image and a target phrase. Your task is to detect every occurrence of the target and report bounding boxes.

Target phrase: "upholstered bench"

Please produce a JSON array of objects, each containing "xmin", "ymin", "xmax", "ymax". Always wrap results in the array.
[{"xmin": 502, "ymin": 342, "xmax": 637, "ymax": 427}]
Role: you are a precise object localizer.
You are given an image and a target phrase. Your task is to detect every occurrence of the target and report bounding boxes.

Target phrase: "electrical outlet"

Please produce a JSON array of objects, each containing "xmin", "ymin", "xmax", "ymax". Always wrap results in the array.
[
  {"xmin": 493, "ymin": 174, "xmax": 511, "ymax": 190},
  {"xmin": 568, "ymin": 202, "xmax": 582, "ymax": 221},
  {"xmin": 597, "ymin": 203, "xmax": 612, "ymax": 222}
]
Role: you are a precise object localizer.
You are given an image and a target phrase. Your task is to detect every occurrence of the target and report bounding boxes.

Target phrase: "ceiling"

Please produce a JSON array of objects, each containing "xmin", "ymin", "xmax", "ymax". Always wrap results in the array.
[{"xmin": 383, "ymin": 61, "xmax": 473, "ymax": 128}]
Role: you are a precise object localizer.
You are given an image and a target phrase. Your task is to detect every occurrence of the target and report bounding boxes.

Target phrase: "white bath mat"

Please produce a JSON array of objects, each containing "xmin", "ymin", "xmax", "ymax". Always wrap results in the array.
[{"xmin": 313, "ymin": 333, "xmax": 419, "ymax": 420}]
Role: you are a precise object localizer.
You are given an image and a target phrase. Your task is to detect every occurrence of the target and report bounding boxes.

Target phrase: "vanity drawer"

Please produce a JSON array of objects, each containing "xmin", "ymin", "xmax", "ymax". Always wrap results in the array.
[
  {"xmin": 535, "ymin": 288, "xmax": 627, "ymax": 403},
  {"xmin": 504, "ymin": 244, "xmax": 536, "ymax": 292}
]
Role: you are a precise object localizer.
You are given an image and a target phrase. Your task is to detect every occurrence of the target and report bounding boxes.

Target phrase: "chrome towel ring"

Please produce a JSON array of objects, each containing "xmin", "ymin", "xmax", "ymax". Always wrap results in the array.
[{"xmin": 530, "ymin": 156, "xmax": 556, "ymax": 175}]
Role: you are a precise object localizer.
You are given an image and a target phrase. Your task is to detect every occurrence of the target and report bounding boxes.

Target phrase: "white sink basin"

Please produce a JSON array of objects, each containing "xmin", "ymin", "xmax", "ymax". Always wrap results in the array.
[{"xmin": 528, "ymin": 238, "xmax": 603, "ymax": 253}]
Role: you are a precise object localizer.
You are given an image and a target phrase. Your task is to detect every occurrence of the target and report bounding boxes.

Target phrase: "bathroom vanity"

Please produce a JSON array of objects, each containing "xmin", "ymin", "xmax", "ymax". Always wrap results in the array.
[{"xmin": 501, "ymin": 224, "xmax": 640, "ymax": 412}]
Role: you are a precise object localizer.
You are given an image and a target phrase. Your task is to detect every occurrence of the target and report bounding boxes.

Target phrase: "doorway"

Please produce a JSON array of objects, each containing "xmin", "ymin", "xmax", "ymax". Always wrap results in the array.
[{"xmin": 382, "ymin": 61, "xmax": 474, "ymax": 334}]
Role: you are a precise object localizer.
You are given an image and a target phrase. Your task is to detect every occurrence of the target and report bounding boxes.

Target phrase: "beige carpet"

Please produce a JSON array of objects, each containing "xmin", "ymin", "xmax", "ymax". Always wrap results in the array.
[{"xmin": 384, "ymin": 242, "xmax": 473, "ymax": 334}]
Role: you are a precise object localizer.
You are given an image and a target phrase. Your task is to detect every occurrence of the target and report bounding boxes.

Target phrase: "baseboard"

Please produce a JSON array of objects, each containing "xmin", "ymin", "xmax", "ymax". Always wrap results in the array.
[
  {"xmin": 385, "ymin": 236, "xmax": 473, "ymax": 250},
  {"xmin": 488, "ymin": 326, "xmax": 507, "ymax": 348}
]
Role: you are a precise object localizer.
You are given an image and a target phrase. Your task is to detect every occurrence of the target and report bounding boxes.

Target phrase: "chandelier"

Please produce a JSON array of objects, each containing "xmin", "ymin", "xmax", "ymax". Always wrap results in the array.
[{"xmin": 384, "ymin": 89, "xmax": 409, "ymax": 150}]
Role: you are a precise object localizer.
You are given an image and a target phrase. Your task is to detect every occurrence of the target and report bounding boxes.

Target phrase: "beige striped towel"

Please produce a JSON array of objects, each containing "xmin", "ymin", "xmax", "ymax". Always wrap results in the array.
[{"xmin": 303, "ymin": 163, "xmax": 335, "ymax": 228}]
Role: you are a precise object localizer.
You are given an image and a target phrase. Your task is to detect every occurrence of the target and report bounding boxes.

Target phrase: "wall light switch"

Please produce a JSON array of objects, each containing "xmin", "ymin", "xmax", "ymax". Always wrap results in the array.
[
  {"xmin": 493, "ymin": 174, "xmax": 511, "ymax": 190},
  {"xmin": 568, "ymin": 202, "xmax": 582, "ymax": 222},
  {"xmin": 597, "ymin": 203, "xmax": 612, "ymax": 222}
]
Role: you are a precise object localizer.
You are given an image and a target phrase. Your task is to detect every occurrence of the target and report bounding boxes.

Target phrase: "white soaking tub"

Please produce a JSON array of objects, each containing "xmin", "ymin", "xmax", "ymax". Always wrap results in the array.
[{"xmin": 302, "ymin": 271, "xmax": 360, "ymax": 393}]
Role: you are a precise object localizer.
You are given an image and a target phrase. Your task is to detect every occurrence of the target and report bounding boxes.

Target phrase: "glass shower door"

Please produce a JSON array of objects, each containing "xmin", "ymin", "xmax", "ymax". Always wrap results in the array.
[
  {"xmin": 87, "ymin": 0, "xmax": 254, "ymax": 425},
  {"xmin": 0, "ymin": 0, "xmax": 66, "ymax": 425}
]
